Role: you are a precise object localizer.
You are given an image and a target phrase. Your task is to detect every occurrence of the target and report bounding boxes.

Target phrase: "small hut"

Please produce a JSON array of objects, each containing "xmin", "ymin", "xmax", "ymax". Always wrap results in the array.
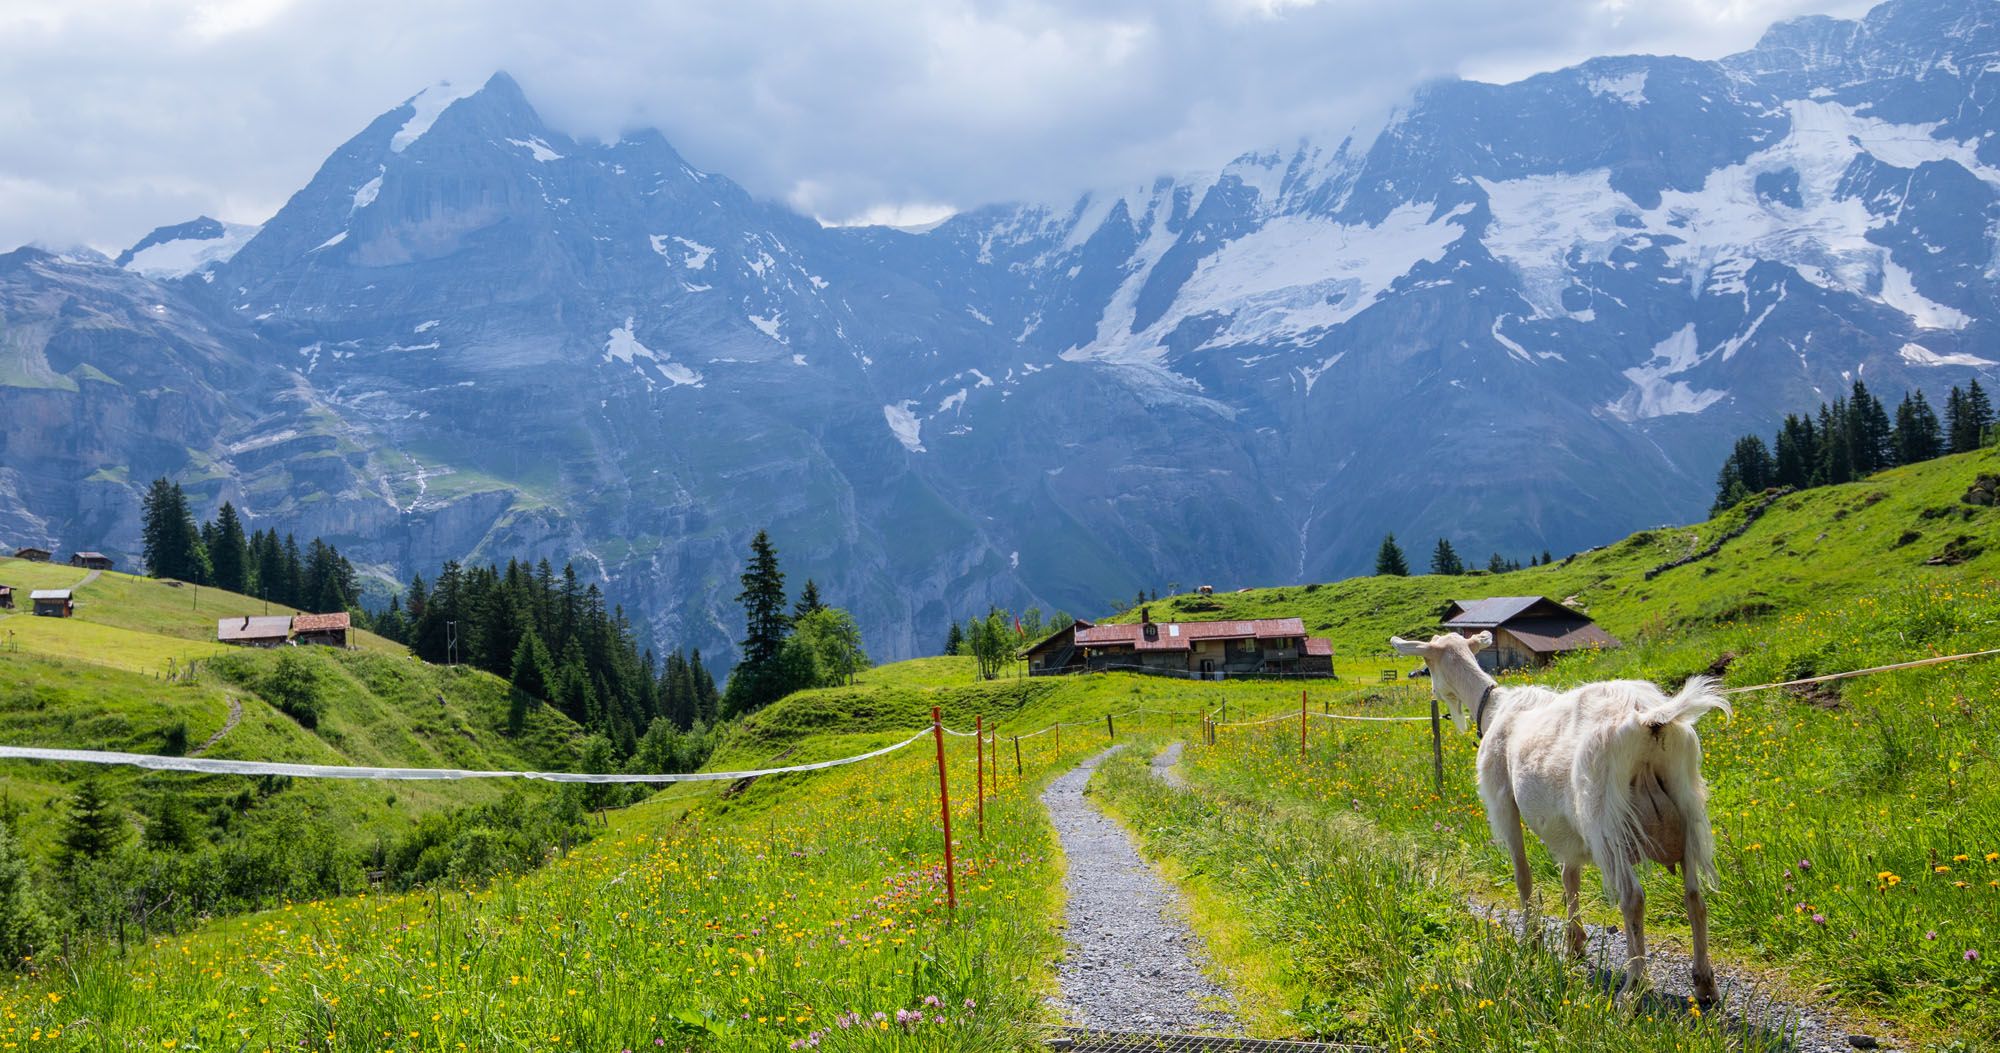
[
  {"xmin": 69, "ymin": 552, "xmax": 114, "ymax": 571},
  {"xmin": 218, "ymin": 615, "xmax": 292, "ymax": 648},
  {"xmin": 0, "ymin": 584, "xmax": 13, "ymax": 610},
  {"xmin": 30, "ymin": 589, "xmax": 73, "ymax": 617},
  {"xmin": 291, "ymin": 611, "xmax": 351, "ymax": 648},
  {"xmin": 1440, "ymin": 596, "xmax": 1620, "ymax": 671},
  {"xmin": 12, "ymin": 547, "xmax": 51, "ymax": 563}
]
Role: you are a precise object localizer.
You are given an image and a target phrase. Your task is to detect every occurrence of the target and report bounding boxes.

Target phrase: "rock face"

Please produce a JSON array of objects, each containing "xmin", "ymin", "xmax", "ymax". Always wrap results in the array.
[{"xmin": 5, "ymin": 0, "xmax": 2000, "ymax": 664}]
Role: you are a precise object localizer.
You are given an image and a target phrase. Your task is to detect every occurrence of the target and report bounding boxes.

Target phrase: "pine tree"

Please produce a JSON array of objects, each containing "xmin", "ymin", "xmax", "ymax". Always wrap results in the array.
[
  {"xmin": 1773, "ymin": 414, "xmax": 1816, "ymax": 489},
  {"xmin": 1374, "ymin": 534, "xmax": 1409, "ymax": 576},
  {"xmin": 736, "ymin": 531, "xmax": 788, "ymax": 668},
  {"xmin": 139, "ymin": 478, "xmax": 210, "ymax": 582},
  {"xmin": 510, "ymin": 629, "xmax": 554, "ymax": 702},
  {"xmin": 1893, "ymin": 391, "xmax": 1945, "ymax": 464},
  {"xmin": 1540, "ymin": 549, "xmax": 1553, "ymax": 565},
  {"xmin": 1947, "ymin": 385, "xmax": 1975, "ymax": 453},
  {"xmin": 209, "ymin": 503, "xmax": 250, "ymax": 594},
  {"xmin": 142, "ymin": 792, "xmax": 199, "ymax": 852},
  {"xmin": 944, "ymin": 621, "xmax": 964, "ymax": 656},
  {"xmin": 0, "ymin": 822, "xmax": 46, "ymax": 966},
  {"xmin": 1487, "ymin": 552, "xmax": 1508, "ymax": 574},
  {"xmin": 793, "ymin": 579, "xmax": 825, "ymax": 619},
  {"xmin": 1969, "ymin": 379, "xmax": 1995, "ymax": 448},
  {"xmin": 1429, "ymin": 538, "xmax": 1464, "ymax": 575},
  {"xmin": 57, "ymin": 779, "xmax": 127, "ymax": 870}
]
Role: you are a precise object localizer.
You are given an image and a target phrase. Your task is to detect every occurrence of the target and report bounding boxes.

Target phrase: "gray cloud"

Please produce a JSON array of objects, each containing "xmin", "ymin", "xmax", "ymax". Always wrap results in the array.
[{"xmin": 0, "ymin": 0, "xmax": 1871, "ymax": 252}]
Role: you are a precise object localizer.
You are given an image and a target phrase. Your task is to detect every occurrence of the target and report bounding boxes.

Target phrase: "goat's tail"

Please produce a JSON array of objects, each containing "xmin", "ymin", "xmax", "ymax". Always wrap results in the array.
[
  {"xmin": 1641, "ymin": 675, "xmax": 1732, "ymax": 729},
  {"xmin": 1589, "ymin": 677, "xmax": 1731, "ymax": 900}
]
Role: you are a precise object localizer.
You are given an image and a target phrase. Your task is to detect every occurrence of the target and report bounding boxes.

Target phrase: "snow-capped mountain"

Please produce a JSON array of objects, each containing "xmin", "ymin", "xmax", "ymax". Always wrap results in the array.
[{"xmin": 5, "ymin": 0, "xmax": 1998, "ymax": 663}]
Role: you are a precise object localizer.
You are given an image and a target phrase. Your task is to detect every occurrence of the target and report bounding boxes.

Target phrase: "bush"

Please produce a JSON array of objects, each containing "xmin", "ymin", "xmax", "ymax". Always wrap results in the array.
[{"xmin": 262, "ymin": 650, "xmax": 322, "ymax": 728}]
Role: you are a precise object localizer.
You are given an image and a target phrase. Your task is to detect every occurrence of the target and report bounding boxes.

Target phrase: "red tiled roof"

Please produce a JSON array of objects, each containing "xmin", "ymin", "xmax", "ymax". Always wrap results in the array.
[
  {"xmin": 1077, "ymin": 617, "xmax": 1310, "ymax": 648},
  {"xmin": 291, "ymin": 612, "xmax": 351, "ymax": 633}
]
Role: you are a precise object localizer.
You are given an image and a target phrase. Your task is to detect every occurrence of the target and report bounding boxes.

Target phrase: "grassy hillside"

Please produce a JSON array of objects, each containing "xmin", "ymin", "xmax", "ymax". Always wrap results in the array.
[
  {"xmin": 0, "ymin": 564, "xmax": 584, "ymax": 882},
  {"xmin": 0, "ymin": 451, "xmax": 1995, "ymax": 1049},
  {"xmin": 1116, "ymin": 446, "xmax": 2000, "ymax": 662}
]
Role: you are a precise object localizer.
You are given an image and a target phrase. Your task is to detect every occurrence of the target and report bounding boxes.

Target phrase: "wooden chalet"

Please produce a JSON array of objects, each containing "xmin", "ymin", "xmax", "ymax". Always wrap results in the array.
[
  {"xmin": 30, "ymin": 589, "xmax": 73, "ymax": 617},
  {"xmin": 68, "ymin": 551, "xmax": 114, "ymax": 570},
  {"xmin": 1023, "ymin": 608, "xmax": 1334, "ymax": 678},
  {"xmin": 291, "ymin": 611, "xmax": 351, "ymax": 648},
  {"xmin": 0, "ymin": 584, "xmax": 13, "ymax": 610},
  {"xmin": 12, "ymin": 547, "xmax": 51, "ymax": 563},
  {"xmin": 217, "ymin": 615, "xmax": 293, "ymax": 648},
  {"xmin": 1440, "ymin": 596, "xmax": 1619, "ymax": 671}
]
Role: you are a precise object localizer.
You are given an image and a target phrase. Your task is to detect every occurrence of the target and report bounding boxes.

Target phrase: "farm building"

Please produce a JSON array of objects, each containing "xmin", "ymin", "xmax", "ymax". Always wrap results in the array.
[
  {"xmin": 218, "ymin": 615, "xmax": 293, "ymax": 648},
  {"xmin": 30, "ymin": 589, "xmax": 73, "ymax": 617},
  {"xmin": 69, "ymin": 552, "xmax": 114, "ymax": 570},
  {"xmin": 0, "ymin": 585, "xmax": 12, "ymax": 609},
  {"xmin": 1024, "ymin": 609, "xmax": 1334, "ymax": 678},
  {"xmin": 12, "ymin": 547, "xmax": 50, "ymax": 562},
  {"xmin": 291, "ymin": 611, "xmax": 351, "ymax": 647},
  {"xmin": 1440, "ymin": 596, "xmax": 1620, "ymax": 671}
]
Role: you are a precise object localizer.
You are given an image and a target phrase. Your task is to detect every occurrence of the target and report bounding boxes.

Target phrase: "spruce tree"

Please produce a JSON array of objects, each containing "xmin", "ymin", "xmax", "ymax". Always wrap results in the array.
[
  {"xmin": 1541, "ymin": 549, "xmax": 1554, "ymax": 565},
  {"xmin": 736, "ymin": 531, "xmax": 788, "ymax": 668},
  {"xmin": 1428, "ymin": 538, "xmax": 1464, "ymax": 575},
  {"xmin": 209, "ymin": 502, "xmax": 251, "ymax": 594},
  {"xmin": 0, "ymin": 822, "xmax": 46, "ymax": 966},
  {"xmin": 944, "ymin": 621, "xmax": 964, "ymax": 656},
  {"xmin": 510, "ymin": 629, "xmax": 554, "ymax": 702},
  {"xmin": 57, "ymin": 779, "xmax": 127, "ymax": 870},
  {"xmin": 793, "ymin": 579, "xmax": 825, "ymax": 619},
  {"xmin": 1969, "ymin": 379, "xmax": 1995, "ymax": 448},
  {"xmin": 1486, "ymin": 552, "xmax": 1507, "ymax": 574},
  {"xmin": 1374, "ymin": 534, "xmax": 1409, "ymax": 576},
  {"xmin": 1947, "ymin": 386, "xmax": 1975, "ymax": 453}
]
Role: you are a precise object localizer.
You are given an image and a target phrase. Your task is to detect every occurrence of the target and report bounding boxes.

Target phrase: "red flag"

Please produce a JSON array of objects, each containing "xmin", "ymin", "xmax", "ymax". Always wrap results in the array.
[{"xmin": 1014, "ymin": 616, "xmax": 1025, "ymax": 636}]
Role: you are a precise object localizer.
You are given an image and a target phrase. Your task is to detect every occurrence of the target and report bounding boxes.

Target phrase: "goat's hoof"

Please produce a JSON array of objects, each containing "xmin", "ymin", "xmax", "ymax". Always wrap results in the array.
[{"xmin": 1693, "ymin": 975, "xmax": 1719, "ymax": 1008}]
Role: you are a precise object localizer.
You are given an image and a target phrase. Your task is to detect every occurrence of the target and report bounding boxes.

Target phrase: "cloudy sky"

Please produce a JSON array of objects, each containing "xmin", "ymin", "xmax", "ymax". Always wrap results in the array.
[{"xmin": 1, "ymin": 0, "xmax": 1872, "ymax": 253}]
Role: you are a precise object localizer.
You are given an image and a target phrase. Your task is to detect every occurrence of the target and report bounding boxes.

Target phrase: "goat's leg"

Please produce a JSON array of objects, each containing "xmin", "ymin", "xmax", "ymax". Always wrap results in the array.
[
  {"xmin": 1494, "ymin": 797, "xmax": 1535, "ymax": 912},
  {"xmin": 1618, "ymin": 883, "xmax": 1648, "ymax": 999},
  {"xmin": 1684, "ymin": 869, "xmax": 1718, "ymax": 1005},
  {"xmin": 1561, "ymin": 862, "xmax": 1586, "ymax": 958}
]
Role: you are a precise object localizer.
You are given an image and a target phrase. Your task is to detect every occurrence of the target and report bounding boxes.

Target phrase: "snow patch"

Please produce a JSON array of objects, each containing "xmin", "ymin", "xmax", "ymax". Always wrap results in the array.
[
  {"xmin": 313, "ymin": 230, "xmax": 348, "ymax": 251},
  {"xmin": 1880, "ymin": 259, "xmax": 1970, "ymax": 330},
  {"xmin": 506, "ymin": 136, "xmax": 563, "ymax": 162},
  {"xmin": 883, "ymin": 401, "xmax": 926, "ymax": 452},
  {"xmin": 120, "ymin": 222, "xmax": 260, "ymax": 280},
  {"xmin": 391, "ymin": 82, "xmax": 477, "ymax": 152},
  {"xmin": 1899, "ymin": 343, "xmax": 1997, "ymax": 367},
  {"xmin": 1606, "ymin": 324, "xmax": 1726, "ymax": 420},
  {"xmin": 604, "ymin": 317, "xmax": 702, "ymax": 387},
  {"xmin": 351, "ymin": 171, "xmax": 384, "ymax": 212},
  {"xmin": 413, "ymin": 319, "xmax": 440, "ymax": 333},
  {"xmin": 652, "ymin": 235, "xmax": 714, "ymax": 270},
  {"xmin": 748, "ymin": 312, "xmax": 785, "ymax": 343},
  {"xmin": 1587, "ymin": 71, "xmax": 1648, "ymax": 105}
]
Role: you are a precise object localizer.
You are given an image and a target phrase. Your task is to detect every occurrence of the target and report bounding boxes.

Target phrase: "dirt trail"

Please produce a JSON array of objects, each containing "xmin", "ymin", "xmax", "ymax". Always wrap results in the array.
[{"xmin": 192, "ymin": 696, "xmax": 243, "ymax": 756}]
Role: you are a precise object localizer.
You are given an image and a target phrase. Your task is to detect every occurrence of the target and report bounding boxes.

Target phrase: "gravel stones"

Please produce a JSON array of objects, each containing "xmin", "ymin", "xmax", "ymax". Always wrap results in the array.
[{"xmin": 1043, "ymin": 746, "xmax": 1237, "ymax": 1033}]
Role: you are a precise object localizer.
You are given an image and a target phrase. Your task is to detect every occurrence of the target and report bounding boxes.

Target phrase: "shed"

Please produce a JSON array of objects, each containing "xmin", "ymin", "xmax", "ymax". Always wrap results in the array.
[
  {"xmin": 30, "ymin": 589, "xmax": 73, "ymax": 617},
  {"xmin": 218, "ymin": 615, "xmax": 292, "ymax": 648},
  {"xmin": 0, "ymin": 584, "xmax": 12, "ymax": 610},
  {"xmin": 1440, "ymin": 596, "xmax": 1619, "ymax": 671},
  {"xmin": 69, "ymin": 551, "xmax": 114, "ymax": 570},
  {"xmin": 1020, "ymin": 619, "xmax": 1092, "ymax": 676},
  {"xmin": 12, "ymin": 547, "xmax": 51, "ymax": 563},
  {"xmin": 291, "ymin": 611, "xmax": 351, "ymax": 648}
]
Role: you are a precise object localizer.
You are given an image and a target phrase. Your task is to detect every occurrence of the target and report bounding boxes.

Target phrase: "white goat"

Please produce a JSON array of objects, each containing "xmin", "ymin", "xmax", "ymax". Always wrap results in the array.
[{"xmin": 1390, "ymin": 631, "xmax": 1730, "ymax": 1002}]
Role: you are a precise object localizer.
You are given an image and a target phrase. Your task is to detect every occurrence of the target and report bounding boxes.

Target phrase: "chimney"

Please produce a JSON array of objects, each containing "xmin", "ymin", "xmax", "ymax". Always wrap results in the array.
[
  {"xmin": 1140, "ymin": 605, "xmax": 1152, "ymax": 625},
  {"xmin": 242, "ymin": 616, "xmax": 251, "ymax": 629}
]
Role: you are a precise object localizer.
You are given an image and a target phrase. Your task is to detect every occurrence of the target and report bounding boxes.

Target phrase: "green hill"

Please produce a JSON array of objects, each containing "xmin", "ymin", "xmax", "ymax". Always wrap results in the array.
[
  {"xmin": 1115, "ymin": 445, "xmax": 2000, "ymax": 664},
  {"xmin": 0, "ymin": 563, "xmax": 585, "ymax": 916},
  {"xmin": 0, "ymin": 451, "xmax": 1996, "ymax": 1049}
]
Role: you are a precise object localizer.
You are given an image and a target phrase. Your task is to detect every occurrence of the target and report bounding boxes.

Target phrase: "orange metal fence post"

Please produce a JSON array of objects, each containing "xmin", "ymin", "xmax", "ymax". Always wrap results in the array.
[
  {"xmin": 1301, "ymin": 689, "xmax": 1308, "ymax": 761},
  {"xmin": 976, "ymin": 715, "xmax": 985, "ymax": 838},
  {"xmin": 931, "ymin": 706, "xmax": 957, "ymax": 909}
]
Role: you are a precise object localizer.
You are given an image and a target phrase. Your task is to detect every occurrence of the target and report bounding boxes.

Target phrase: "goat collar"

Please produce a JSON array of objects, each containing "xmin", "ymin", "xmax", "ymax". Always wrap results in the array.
[{"xmin": 1472, "ymin": 682, "xmax": 1499, "ymax": 740}]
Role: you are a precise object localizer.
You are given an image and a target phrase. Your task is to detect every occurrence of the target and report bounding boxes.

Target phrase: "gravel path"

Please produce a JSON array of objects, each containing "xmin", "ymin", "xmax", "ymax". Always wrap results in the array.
[
  {"xmin": 1151, "ymin": 741, "xmax": 1187, "ymax": 788},
  {"xmin": 1043, "ymin": 746, "xmax": 1238, "ymax": 1033},
  {"xmin": 1474, "ymin": 903, "xmax": 1889, "ymax": 1053}
]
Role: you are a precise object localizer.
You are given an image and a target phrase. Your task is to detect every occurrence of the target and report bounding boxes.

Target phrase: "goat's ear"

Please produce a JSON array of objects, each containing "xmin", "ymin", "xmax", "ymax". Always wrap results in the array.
[
  {"xmin": 1389, "ymin": 635, "xmax": 1429, "ymax": 657},
  {"xmin": 1464, "ymin": 631, "xmax": 1493, "ymax": 653}
]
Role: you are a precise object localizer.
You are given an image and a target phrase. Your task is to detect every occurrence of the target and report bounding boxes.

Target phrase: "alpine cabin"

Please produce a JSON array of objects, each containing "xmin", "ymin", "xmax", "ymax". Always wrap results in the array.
[{"xmin": 1439, "ymin": 596, "xmax": 1619, "ymax": 671}]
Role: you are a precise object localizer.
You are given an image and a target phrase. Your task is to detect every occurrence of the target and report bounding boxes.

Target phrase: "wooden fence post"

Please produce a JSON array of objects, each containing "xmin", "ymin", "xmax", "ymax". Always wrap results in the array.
[
  {"xmin": 931, "ymin": 706, "xmax": 957, "ymax": 909},
  {"xmin": 1014, "ymin": 735, "xmax": 1022, "ymax": 777},
  {"xmin": 1429, "ymin": 694, "xmax": 1445, "ymax": 795},
  {"xmin": 1106, "ymin": 713, "xmax": 1115, "ymax": 740},
  {"xmin": 976, "ymin": 714, "xmax": 985, "ymax": 838}
]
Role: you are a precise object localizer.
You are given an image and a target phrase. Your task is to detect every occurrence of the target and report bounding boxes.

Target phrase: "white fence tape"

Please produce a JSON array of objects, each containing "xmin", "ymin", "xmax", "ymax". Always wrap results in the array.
[{"xmin": 0, "ymin": 729, "xmax": 933, "ymax": 784}]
